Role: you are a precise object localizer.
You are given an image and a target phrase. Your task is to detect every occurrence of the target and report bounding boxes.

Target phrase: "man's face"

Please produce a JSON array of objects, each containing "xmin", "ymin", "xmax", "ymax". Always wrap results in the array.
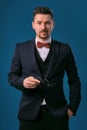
[{"xmin": 32, "ymin": 14, "xmax": 54, "ymax": 40}]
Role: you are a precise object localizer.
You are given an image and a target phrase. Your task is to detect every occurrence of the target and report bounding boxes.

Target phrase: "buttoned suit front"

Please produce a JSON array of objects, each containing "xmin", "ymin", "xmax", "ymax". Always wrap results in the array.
[{"xmin": 8, "ymin": 39, "xmax": 81, "ymax": 120}]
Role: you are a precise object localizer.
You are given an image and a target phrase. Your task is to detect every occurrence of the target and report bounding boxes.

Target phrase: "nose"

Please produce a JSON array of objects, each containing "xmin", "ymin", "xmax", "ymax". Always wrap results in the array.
[{"xmin": 41, "ymin": 23, "xmax": 46, "ymax": 29}]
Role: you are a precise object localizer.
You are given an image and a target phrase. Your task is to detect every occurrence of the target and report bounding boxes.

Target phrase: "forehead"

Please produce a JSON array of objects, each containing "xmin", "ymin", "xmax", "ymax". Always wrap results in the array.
[{"xmin": 34, "ymin": 14, "xmax": 53, "ymax": 21}]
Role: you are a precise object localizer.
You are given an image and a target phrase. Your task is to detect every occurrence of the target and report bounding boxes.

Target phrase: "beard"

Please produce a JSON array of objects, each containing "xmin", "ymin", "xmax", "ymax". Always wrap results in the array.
[{"xmin": 38, "ymin": 29, "xmax": 49, "ymax": 40}]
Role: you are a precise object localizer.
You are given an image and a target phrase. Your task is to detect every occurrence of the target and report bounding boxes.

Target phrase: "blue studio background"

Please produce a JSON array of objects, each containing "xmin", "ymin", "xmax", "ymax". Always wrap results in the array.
[{"xmin": 0, "ymin": 0, "xmax": 87, "ymax": 130}]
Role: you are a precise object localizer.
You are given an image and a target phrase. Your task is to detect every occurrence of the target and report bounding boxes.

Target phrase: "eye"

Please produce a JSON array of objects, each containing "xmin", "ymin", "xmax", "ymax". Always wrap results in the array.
[
  {"xmin": 37, "ymin": 21, "xmax": 42, "ymax": 25},
  {"xmin": 46, "ymin": 21, "xmax": 51, "ymax": 25}
]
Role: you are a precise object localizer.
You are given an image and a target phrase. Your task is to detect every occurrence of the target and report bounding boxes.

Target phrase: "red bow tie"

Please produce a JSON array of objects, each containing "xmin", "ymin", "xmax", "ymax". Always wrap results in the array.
[{"xmin": 37, "ymin": 41, "xmax": 51, "ymax": 48}]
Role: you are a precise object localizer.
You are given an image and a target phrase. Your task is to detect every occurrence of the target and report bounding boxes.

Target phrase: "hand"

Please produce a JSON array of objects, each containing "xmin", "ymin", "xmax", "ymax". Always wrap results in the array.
[
  {"xmin": 67, "ymin": 109, "xmax": 74, "ymax": 118},
  {"xmin": 23, "ymin": 76, "xmax": 40, "ymax": 89}
]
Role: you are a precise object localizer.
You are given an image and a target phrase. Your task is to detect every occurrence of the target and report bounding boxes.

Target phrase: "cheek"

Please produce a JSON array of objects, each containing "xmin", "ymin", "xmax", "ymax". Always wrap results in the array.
[
  {"xmin": 34, "ymin": 28, "xmax": 40, "ymax": 34},
  {"xmin": 47, "ymin": 26, "xmax": 53, "ymax": 32},
  {"xmin": 33, "ymin": 24, "xmax": 40, "ymax": 30}
]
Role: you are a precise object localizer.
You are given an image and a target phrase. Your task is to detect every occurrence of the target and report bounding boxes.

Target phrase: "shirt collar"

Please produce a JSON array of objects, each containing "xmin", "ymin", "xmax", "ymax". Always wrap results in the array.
[{"xmin": 35, "ymin": 35, "xmax": 52, "ymax": 46}]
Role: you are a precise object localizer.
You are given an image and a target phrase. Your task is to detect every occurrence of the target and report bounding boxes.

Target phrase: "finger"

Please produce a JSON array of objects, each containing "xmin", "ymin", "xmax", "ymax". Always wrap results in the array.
[
  {"xmin": 28, "ymin": 77, "xmax": 40, "ymax": 83},
  {"xmin": 32, "ymin": 77, "xmax": 41, "ymax": 83}
]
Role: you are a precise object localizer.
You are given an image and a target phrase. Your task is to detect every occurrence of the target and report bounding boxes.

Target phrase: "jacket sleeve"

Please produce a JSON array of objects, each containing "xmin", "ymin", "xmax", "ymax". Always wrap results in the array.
[
  {"xmin": 8, "ymin": 44, "xmax": 28, "ymax": 91},
  {"xmin": 65, "ymin": 45, "xmax": 81, "ymax": 115}
]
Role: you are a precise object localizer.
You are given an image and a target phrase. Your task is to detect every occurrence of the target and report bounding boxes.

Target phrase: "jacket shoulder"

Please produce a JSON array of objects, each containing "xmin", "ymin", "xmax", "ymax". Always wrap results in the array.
[
  {"xmin": 53, "ymin": 40, "xmax": 71, "ymax": 50},
  {"xmin": 53, "ymin": 40, "xmax": 73, "ymax": 58},
  {"xmin": 16, "ymin": 39, "xmax": 34, "ymax": 48}
]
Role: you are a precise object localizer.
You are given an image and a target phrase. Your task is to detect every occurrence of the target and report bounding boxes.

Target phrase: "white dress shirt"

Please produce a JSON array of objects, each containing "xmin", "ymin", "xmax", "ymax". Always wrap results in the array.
[
  {"xmin": 35, "ymin": 36, "xmax": 51, "ymax": 61},
  {"xmin": 35, "ymin": 36, "xmax": 51, "ymax": 105}
]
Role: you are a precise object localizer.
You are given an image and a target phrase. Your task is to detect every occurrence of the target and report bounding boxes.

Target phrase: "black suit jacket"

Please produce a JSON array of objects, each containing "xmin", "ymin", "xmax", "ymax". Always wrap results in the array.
[{"xmin": 8, "ymin": 39, "xmax": 81, "ymax": 120}]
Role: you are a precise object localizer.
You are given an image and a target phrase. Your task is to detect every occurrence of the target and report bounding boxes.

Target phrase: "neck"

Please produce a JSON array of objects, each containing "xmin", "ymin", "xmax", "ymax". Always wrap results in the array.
[{"xmin": 36, "ymin": 35, "xmax": 51, "ymax": 42}]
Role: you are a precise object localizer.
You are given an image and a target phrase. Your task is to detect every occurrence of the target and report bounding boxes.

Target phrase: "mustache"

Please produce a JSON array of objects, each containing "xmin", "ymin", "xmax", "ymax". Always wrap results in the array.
[{"xmin": 40, "ymin": 29, "xmax": 48, "ymax": 33}]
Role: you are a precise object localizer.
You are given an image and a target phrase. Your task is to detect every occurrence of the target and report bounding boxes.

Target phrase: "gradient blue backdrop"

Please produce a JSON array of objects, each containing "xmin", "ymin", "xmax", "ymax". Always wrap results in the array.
[{"xmin": 0, "ymin": 0, "xmax": 87, "ymax": 130}]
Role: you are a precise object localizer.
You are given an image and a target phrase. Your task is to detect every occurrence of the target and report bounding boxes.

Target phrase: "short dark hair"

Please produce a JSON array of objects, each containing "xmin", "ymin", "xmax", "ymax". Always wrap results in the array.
[{"xmin": 33, "ymin": 6, "xmax": 54, "ymax": 20}]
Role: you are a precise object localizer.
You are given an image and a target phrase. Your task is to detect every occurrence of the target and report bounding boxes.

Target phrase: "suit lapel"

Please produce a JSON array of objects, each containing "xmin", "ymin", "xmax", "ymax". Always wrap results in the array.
[{"xmin": 27, "ymin": 40, "xmax": 42, "ymax": 78}]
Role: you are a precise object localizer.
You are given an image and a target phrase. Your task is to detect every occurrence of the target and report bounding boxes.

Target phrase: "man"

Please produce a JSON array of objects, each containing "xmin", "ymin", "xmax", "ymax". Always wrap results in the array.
[{"xmin": 8, "ymin": 6, "xmax": 81, "ymax": 130}]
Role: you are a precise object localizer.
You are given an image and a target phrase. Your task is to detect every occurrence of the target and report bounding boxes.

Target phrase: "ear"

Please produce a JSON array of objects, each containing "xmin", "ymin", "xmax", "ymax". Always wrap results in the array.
[
  {"xmin": 51, "ymin": 21, "xmax": 55, "ymax": 31},
  {"xmin": 53, "ymin": 21, "xmax": 55, "ymax": 29},
  {"xmin": 32, "ymin": 21, "xmax": 35, "ymax": 29}
]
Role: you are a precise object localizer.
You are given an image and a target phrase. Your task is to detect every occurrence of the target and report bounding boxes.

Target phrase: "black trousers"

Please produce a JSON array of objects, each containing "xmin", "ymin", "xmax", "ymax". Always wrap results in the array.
[{"xmin": 19, "ymin": 105, "xmax": 69, "ymax": 130}]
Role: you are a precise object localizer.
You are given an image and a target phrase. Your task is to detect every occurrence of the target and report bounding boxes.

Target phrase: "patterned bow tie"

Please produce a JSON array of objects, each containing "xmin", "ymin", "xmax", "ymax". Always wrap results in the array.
[{"xmin": 37, "ymin": 41, "xmax": 51, "ymax": 48}]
